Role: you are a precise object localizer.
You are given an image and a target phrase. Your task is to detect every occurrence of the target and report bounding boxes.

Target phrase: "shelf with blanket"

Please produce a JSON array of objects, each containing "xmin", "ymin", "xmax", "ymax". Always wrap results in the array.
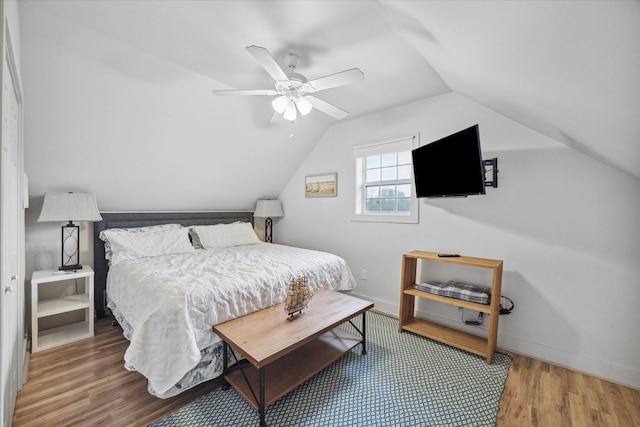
[{"xmin": 398, "ymin": 250, "xmax": 503, "ymax": 364}]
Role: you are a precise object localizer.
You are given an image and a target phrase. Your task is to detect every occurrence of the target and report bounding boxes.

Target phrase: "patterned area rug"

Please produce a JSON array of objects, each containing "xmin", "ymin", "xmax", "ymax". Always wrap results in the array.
[{"xmin": 150, "ymin": 312, "xmax": 511, "ymax": 427}]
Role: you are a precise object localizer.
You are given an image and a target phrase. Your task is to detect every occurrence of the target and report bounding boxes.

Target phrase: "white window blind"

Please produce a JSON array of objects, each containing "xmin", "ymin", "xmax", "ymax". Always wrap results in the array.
[{"xmin": 352, "ymin": 135, "xmax": 417, "ymax": 158}]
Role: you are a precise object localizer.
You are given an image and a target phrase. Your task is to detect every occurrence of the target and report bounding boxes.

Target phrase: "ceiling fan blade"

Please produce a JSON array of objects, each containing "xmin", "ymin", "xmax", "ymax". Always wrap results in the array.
[
  {"xmin": 307, "ymin": 96, "xmax": 349, "ymax": 120},
  {"xmin": 246, "ymin": 45, "xmax": 289, "ymax": 82},
  {"xmin": 213, "ymin": 89, "xmax": 278, "ymax": 96},
  {"xmin": 306, "ymin": 68, "xmax": 364, "ymax": 93}
]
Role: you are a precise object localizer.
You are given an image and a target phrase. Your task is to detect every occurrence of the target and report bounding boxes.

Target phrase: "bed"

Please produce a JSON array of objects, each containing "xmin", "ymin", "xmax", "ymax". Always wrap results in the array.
[{"xmin": 92, "ymin": 211, "xmax": 357, "ymax": 398}]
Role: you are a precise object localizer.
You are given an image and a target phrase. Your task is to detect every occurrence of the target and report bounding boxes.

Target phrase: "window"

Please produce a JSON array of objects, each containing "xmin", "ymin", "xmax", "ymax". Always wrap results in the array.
[
  {"xmin": 353, "ymin": 135, "xmax": 419, "ymax": 223},
  {"xmin": 364, "ymin": 151, "xmax": 412, "ymax": 213}
]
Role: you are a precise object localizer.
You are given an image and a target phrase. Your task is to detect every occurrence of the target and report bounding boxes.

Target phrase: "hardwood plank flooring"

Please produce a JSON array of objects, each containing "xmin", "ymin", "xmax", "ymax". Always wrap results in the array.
[{"xmin": 13, "ymin": 317, "xmax": 640, "ymax": 426}]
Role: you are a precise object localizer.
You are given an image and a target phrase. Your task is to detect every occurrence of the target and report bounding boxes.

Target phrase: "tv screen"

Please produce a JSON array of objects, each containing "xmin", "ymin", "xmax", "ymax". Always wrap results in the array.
[{"xmin": 412, "ymin": 125, "xmax": 485, "ymax": 198}]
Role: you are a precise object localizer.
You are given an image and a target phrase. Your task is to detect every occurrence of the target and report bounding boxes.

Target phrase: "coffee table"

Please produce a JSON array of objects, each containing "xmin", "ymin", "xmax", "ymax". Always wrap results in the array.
[{"xmin": 214, "ymin": 289, "xmax": 374, "ymax": 426}]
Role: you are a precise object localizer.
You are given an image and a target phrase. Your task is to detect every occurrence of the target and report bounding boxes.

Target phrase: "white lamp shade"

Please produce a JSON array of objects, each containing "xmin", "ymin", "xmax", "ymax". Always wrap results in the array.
[
  {"xmin": 272, "ymin": 95, "xmax": 289, "ymax": 114},
  {"xmin": 283, "ymin": 100, "xmax": 297, "ymax": 121},
  {"xmin": 295, "ymin": 96, "xmax": 313, "ymax": 115},
  {"xmin": 254, "ymin": 199, "xmax": 284, "ymax": 218},
  {"xmin": 38, "ymin": 192, "xmax": 103, "ymax": 222}
]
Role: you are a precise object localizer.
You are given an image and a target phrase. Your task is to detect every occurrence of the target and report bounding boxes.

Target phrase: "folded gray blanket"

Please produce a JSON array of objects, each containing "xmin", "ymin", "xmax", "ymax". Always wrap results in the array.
[{"xmin": 413, "ymin": 280, "xmax": 490, "ymax": 304}]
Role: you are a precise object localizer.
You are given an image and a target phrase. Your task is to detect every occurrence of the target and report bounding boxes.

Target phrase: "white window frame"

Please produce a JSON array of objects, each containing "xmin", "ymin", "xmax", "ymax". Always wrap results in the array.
[{"xmin": 352, "ymin": 135, "xmax": 419, "ymax": 224}]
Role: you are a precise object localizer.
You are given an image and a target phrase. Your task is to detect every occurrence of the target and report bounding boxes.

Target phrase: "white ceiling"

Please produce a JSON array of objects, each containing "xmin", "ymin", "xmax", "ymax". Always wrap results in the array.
[{"xmin": 21, "ymin": 0, "xmax": 640, "ymax": 179}]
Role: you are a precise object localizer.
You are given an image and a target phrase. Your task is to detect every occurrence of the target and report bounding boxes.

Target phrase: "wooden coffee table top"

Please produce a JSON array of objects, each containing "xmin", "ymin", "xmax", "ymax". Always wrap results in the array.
[{"xmin": 214, "ymin": 289, "xmax": 373, "ymax": 368}]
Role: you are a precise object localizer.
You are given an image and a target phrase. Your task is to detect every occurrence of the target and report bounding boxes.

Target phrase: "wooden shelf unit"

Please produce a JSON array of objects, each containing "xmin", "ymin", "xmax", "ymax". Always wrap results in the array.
[{"xmin": 399, "ymin": 250, "xmax": 503, "ymax": 364}]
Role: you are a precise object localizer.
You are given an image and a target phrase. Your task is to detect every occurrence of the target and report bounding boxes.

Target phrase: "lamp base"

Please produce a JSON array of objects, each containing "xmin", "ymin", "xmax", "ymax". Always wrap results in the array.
[
  {"xmin": 265, "ymin": 217, "xmax": 273, "ymax": 243},
  {"xmin": 59, "ymin": 264, "xmax": 82, "ymax": 271},
  {"xmin": 61, "ymin": 222, "xmax": 81, "ymax": 271}
]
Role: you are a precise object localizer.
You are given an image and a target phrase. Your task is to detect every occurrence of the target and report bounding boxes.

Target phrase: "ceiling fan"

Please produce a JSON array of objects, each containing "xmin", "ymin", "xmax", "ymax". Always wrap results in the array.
[{"xmin": 213, "ymin": 45, "xmax": 364, "ymax": 121}]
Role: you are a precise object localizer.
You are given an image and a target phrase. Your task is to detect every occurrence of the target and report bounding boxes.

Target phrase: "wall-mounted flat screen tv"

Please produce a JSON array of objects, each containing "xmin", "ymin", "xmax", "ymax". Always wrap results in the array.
[{"xmin": 412, "ymin": 124, "xmax": 485, "ymax": 198}]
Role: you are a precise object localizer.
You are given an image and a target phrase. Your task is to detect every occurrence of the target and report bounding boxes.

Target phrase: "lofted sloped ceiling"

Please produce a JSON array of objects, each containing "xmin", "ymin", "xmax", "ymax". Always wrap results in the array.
[
  {"xmin": 382, "ymin": 1, "xmax": 640, "ymax": 179},
  {"xmin": 21, "ymin": 0, "xmax": 451, "ymax": 123},
  {"xmin": 20, "ymin": 0, "xmax": 640, "ymax": 210}
]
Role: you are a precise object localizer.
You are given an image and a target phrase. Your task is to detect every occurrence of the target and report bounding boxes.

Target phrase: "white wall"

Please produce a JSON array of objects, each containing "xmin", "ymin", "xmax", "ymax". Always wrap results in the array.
[
  {"xmin": 19, "ymin": 3, "xmax": 327, "ymax": 211},
  {"xmin": 19, "ymin": 4, "xmax": 327, "ymax": 278},
  {"xmin": 277, "ymin": 92, "xmax": 640, "ymax": 388}
]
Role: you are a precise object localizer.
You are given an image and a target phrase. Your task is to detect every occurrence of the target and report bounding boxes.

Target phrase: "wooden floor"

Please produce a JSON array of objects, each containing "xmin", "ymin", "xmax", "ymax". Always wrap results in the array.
[{"xmin": 13, "ymin": 317, "xmax": 640, "ymax": 427}]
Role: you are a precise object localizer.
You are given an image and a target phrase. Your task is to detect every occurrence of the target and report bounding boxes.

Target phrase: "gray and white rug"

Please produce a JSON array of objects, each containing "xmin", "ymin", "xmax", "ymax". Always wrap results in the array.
[{"xmin": 150, "ymin": 312, "xmax": 511, "ymax": 426}]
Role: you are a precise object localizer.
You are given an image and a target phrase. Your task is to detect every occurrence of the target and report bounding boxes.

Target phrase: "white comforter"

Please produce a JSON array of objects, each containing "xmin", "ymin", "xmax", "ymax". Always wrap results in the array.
[{"xmin": 106, "ymin": 242, "xmax": 356, "ymax": 394}]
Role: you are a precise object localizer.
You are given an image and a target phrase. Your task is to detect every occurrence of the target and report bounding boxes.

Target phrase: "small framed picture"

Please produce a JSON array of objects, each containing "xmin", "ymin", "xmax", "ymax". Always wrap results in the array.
[{"xmin": 305, "ymin": 173, "xmax": 337, "ymax": 197}]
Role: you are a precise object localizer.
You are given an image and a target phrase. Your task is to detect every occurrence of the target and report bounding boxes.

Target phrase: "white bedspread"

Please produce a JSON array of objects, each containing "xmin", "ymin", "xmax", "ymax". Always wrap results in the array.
[{"xmin": 106, "ymin": 242, "xmax": 356, "ymax": 394}]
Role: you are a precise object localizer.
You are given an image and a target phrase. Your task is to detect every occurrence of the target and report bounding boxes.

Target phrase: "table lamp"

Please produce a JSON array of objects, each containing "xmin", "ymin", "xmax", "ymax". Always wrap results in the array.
[
  {"xmin": 254, "ymin": 199, "xmax": 284, "ymax": 243},
  {"xmin": 37, "ymin": 192, "xmax": 102, "ymax": 271}
]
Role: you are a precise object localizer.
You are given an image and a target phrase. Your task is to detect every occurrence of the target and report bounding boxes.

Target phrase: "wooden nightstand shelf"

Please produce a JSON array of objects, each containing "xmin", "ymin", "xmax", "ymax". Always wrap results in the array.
[
  {"xmin": 31, "ymin": 266, "xmax": 94, "ymax": 352},
  {"xmin": 399, "ymin": 251, "xmax": 503, "ymax": 364}
]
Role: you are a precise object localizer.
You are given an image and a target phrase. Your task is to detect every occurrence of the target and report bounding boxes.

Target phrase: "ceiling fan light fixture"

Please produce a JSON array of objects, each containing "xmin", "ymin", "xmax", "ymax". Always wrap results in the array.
[
  {"xmin": 217, "ymin": 46, "xmax": 363, "ymax": 121},
  {"xmin": 283, "ymin": 101, "xmax": 297, "ymax": 121},
  {"xmin": 272, "ymin": 95, "xmax": 289, "ymax": 114},
  {"xmin": 294, "ymin": 96, "xmax": 313, "ymax": 116}
]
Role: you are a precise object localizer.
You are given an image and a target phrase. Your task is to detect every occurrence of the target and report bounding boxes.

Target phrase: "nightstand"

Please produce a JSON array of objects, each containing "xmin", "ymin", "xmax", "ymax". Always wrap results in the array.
[{"xmin": 31, "ymin": 266, "xmax": 94, "ymax": 352}]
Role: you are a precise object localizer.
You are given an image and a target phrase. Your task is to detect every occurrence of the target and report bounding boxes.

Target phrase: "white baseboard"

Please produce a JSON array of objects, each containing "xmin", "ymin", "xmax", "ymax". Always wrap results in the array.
[{"xmin": 349, "ymin": 291, "xmax": 397, "ymax": 316}]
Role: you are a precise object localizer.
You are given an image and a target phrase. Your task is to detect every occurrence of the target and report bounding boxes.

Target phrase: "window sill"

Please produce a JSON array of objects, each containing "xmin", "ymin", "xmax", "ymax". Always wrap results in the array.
[{"xmin": 351, "ymin": 212, "xmax": 419, "ymax": 224}]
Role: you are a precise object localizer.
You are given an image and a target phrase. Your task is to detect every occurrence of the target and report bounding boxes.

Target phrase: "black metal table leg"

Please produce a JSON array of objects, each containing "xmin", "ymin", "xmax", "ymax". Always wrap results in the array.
[
  {"xmin": 223, "ymin": 341, "xmax": 228, "ymax": 371},
  {"xmin": 361, "ymin": 311, "xmax": 367, "ymax": 355},
  {"xmin": 222, "ymin": 341, "xmax": 229, "ymax": 390},
  {"xmin": 259, "ymin": 367, "xmax": 266, "ymax": 426}
]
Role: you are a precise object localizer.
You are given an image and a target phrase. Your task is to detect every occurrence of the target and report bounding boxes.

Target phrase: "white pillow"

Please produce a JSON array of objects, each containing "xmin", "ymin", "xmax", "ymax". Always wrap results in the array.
[
  {"xmin": 99, "ymin": 223, "xmax": 184, "ymax": 260},
  {"xmin": 102, "ymin": 227, "xmax": 195, "ymax": 265},
  {"xmin": 190, "ymin": 222, "xmax": 260, "ymax": 250}
]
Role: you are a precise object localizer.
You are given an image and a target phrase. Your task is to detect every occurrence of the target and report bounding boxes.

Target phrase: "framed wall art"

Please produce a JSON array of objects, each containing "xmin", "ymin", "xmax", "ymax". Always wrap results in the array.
[{"xmin": 305, "ymin": 173, "xmax": 337, "ymax": 197}]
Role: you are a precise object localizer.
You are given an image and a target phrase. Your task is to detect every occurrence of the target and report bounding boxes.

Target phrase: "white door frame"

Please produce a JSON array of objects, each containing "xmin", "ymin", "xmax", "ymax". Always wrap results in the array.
[{"xmin": 1, "ymin": 15, "xmax": 25, "ymax": 427}]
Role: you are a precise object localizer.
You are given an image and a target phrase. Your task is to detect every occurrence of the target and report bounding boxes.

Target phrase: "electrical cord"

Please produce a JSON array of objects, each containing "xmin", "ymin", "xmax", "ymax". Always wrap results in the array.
[
  {"xmin": 461, "ymin": 308, "xmax": 483, "ymax": 325},
  {"xmin": 500, "ymin": 295, "xmax": 514, "ymax": 314},
  {"xmin": 461, "ymin": 295, "xmax": 514, "ymax": 326}
]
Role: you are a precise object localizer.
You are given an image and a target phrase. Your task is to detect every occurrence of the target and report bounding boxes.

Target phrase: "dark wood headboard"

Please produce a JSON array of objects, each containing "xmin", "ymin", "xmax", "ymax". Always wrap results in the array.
[{"xmin": 92, "ymin": 211, "xmax": 254, "ymax": 318}]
